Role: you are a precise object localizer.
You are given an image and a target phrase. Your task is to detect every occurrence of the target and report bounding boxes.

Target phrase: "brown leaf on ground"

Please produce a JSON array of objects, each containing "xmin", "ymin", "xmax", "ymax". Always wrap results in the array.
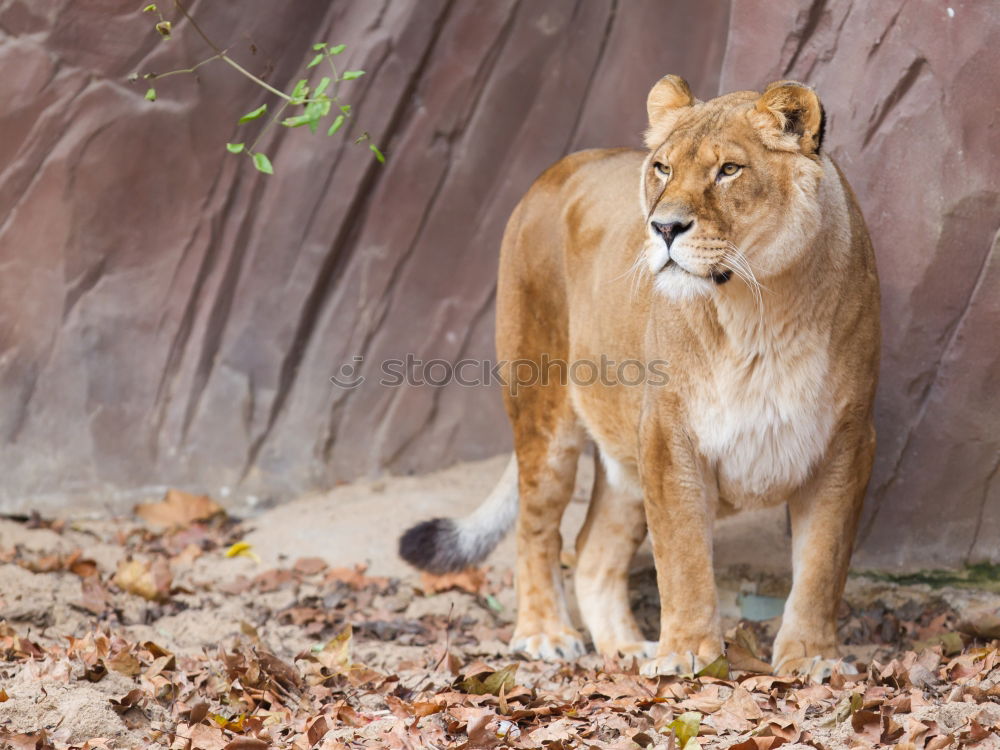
[
  {"xmin": 79, "ymin": 577, "xmax": 112, "ymax": 614},
  {"xmin": 253, "ymin": 568, "xmax": 295, "ymax": 593},
  {"xmin": 324, "ymin": 563, "xmax": 389, "ymax": 590},
  {"xmin": 729, "ymin": 737, "xmax": 786, "ymax": 750},
  {"xmin": 113, "ymin": 557, "xmax": 172, "ymax": 601},
  {"xmin": 135, "ymin": 489, "xmax": 224, "ymax": 529},
  {"xmin": 68, "ymin": 556, "xmax": 99, "ymax": 578},
  {"xmin": 726, "ymin": 642, "xmax": 773, "ymax": 674},
  {"xmin": 1, "ymin": 731, "xmax": 53, "ymax": 750},
  {"xmin": 18, "ymin": 552, "xmax": 65, "ymax": 573},
  {"xmin": 188, "ymin": 723, "xmax": 228, "ymax": 750},
  {"xmin": 105, "ymin": 645, "xmax": 142, "ymax": 676},
  {"xmin": 293, "ymin": 557, "xmax": 328, "ymax": 576},
  {"xmin": 419, "ymin": 567, "xmax": 486, "ymax": 595},
  {"xmin": 108, "ymin": 688, "xmax": 145, "ymax": 715},
  {"xmin": 222, "ymin": 740, "xmax": 269, "ymax": 750},
  {"xmin": 464, "ymin": 709, "xmax": 500, "ymax": 749},
  {"xmin": 957, "ymin": 608, "xmax": 1000, "ymax": 640}
]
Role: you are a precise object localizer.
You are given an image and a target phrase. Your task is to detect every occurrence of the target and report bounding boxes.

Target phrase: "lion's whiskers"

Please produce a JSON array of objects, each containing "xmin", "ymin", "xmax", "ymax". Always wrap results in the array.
[
  {"xmin": 629, "ymin": 251, "xmax": 650, "ymax": 303},
  {"xmin": 721, "ymin": 242, "xmax": 766, "ymax": 322}
]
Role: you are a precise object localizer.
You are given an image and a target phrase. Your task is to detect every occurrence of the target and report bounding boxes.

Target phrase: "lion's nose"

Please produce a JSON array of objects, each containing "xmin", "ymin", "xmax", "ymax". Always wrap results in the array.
[{"xmin": 651, "ymin": 220, "xmax": 693, "ymax": 249}]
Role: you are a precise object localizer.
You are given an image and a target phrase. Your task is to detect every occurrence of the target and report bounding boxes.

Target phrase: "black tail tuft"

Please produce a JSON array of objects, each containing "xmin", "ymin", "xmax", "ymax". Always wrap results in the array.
[{"xmin": 398, "ymin": 517, "xmax": 470, "ymax": 575}]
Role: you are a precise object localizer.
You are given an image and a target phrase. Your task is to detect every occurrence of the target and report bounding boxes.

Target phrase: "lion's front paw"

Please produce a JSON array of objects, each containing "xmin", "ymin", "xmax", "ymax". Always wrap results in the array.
[
  {"xmin": 775, "ymin": 656, "xmax": 859, "ymax": 683},
  {"xmin": 510, "ymin": 630, "xmax": 586, "ymax": 661},
  {"xmin": 640, "ymin": 650, "xmax": 715, "ymax": 677}
]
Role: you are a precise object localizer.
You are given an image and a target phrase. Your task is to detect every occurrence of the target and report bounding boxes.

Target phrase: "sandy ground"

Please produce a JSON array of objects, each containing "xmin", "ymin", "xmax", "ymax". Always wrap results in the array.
[
  {"xmin": 241, "ymin": 453, "xmax": 791, "ymax": 585},
  {"xmin": 0, "ymin": 455, "xmax": 999, "ymax": 748}
]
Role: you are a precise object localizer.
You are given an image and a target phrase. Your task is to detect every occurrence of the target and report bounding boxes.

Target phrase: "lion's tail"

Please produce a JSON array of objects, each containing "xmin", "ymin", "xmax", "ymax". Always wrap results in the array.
[{"xmin": 399, "ymin": 456, "xmax": 518, "ymax": 574}]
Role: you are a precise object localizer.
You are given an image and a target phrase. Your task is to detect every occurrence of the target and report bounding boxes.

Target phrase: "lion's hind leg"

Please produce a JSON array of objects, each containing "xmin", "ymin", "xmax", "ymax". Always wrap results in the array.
[
  {"xmin": 574, "ymin": 455, "xmax": 655, "ymax": 659},
  {"xmin": 508, "ymin": 399, "xmax": 587, "ymax": 661}
]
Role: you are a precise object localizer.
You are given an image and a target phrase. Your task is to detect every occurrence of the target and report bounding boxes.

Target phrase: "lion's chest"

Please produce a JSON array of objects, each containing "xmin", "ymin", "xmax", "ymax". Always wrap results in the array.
[{"xmin": 689, "ymin": 341, "xmax": 835, "ymax": 501}]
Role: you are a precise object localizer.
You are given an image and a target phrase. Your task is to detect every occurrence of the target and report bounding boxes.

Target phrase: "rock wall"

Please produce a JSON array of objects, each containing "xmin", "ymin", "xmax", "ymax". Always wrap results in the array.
[{"xmin": 0, "ymin": 0, "xmax": 996, "ymax": 568}]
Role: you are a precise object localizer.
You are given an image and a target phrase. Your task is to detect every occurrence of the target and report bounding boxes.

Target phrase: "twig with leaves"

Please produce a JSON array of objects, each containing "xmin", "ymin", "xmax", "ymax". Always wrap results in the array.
[{"xmin": 134, "ymin": 1, "xmax": 384, "ymax": 174}]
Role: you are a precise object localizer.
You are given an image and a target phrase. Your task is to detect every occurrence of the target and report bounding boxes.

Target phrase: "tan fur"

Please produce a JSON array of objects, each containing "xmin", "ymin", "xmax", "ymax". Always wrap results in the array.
[{"xmin": 497, "ymin": 77, "xmax": 880, "ymax": 677}]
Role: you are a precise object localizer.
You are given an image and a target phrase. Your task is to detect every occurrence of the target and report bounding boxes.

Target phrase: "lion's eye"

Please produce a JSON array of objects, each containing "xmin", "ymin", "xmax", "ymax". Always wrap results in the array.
[
  {"xmin": 718, "ymin": 162, "xmax": 742, "ymax": 179},
  {"xmin": 653, "ymin": 162, "xmax": 671, "ymax": 178}
]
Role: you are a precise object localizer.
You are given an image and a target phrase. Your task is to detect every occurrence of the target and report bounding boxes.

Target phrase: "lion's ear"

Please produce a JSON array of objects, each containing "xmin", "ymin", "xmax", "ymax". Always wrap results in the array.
[
  {"xmin": 752, "ymin": 80, "xmax": 825, "ymax": 155},
  {"xmin": 644, "ymin": 75, "xmax": 695, "ymax": 149}
]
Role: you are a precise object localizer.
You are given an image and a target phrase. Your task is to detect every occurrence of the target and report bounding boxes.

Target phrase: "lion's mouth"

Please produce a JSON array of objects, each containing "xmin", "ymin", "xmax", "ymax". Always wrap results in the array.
[{"xmin": 658, "ymin": 258, "xmax": 732, "ymax": 285}]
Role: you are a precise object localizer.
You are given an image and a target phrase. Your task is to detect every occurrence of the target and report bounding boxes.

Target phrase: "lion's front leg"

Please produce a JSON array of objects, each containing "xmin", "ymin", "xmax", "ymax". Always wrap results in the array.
[
  {"xmin": 638, "ymin": 416, "xmax": 724, "ymax": 677},
  {"xmin": 773, "ymin": 420, "xmax": 876, "ymax": 679}
]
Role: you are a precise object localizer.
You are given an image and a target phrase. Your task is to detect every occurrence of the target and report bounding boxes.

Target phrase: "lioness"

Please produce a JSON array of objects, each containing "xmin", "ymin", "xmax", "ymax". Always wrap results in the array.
[{"xmin": 401, "ymin": 76, "xmax": 879, "ymax": 678}]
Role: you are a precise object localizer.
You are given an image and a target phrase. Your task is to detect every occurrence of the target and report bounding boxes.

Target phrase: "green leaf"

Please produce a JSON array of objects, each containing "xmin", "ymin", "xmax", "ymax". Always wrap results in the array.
[
  {"xmin": 312, "ymin": 42, "xmax": 327, "ymax": 51},
  {"xmin": 155, "ymin": 20, "xmax": 171, "ymax": 38},
  {"xmin": 282, "ymin": 114, "xmax": 313, "ymax": 128},
  {"xmin": 252, "ymin": 152, "xmax": 273, "ymax": 175},
  {"xmin": 239, "ymin": 104, "xmax": 267, "ymax": 123},
  {"xmin": 144, "ymin": 87, "xmax": 156, "ymax": 102},
  {"xmin": 695, "ymin": 654, "xmax": 729, "ymax": 679},
  {"xmin": 307, "ymin": 53, "xmax": 324, "ymax": 69},
  {"xmin": 304, "ymin": 97, "xmax": 331, "ymax": 133},
  {"xmin": 313, "ymin": 76, "xmax": 331, "ymax": 97},
  {"xmin": 327, "ymin": 114, "xmax": 345, "ymax": 136},
  {"xmin": 369, "ymin": 144, "xmax": 386, "ymax": 164},
  {"xmin": 666, "ymin": 712, "xmax": 701, "ymax": 749},
  {"xmin": 339, "ymin": 104, "xmax": 352, "ymax": 114},
  {"xmin": 284, "ymin": 95, "xmax": 331, "ymax": 130},
  {"xmin": 456, "ymin": 664, "xmax": 518, "ymax": 696},
  {"xmin": 341, "ymin": 70, "xmax": 365, "ymax": 80},
  {"xmin": 306, "ymin": 96, "xmax": 331, "ymax": 115},
  {"xmin": 330, "ymin": 44, "xmax": 346, "ymax": 55},
  {"xmin": 226, "ymin": 142, "xmax": 245, "ymax": 154},
  {"xmin": 142, "ymin": 4, "xmax": 157, "ymax": 12},
  {"xmin": 290, "ymin": 79, "xmax": 309, "ymax": 103}
]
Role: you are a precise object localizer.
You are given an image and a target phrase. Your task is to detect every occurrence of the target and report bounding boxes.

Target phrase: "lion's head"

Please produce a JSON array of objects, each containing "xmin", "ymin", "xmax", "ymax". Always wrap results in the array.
[{"xmin": 639, "ymin": 75, "xmax": 827, "ymax": 300}]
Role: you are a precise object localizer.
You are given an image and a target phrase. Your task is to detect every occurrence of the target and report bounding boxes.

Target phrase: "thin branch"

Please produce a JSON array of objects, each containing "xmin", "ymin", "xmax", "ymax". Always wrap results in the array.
[
  {"xmin": 145, "ymin": 52, "xmax": 224, "ymax": 80},
  {"xmin": 172, "ymin": 0, "xmax": 294, "ymax": 102}
]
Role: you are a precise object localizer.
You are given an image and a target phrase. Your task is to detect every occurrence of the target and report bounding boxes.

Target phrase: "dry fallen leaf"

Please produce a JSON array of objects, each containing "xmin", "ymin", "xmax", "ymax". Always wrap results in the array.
[
  {"xmin": 188, "ymin": 723, "xmax": 228, "ymax": 750},
  {"xmin": 105, "ymin": 646, "xmax": 142, "ymax": 676},
  {"xmin": 293, "ymin": 557, "xmax": 328, "ymax": 575},
  {"xmin": 419, "ymin": 567, "xmax": 486, "ymax": 595},
  {"xmin": 79, "ymin": 577, "xmax": 112, "ymax": 615},
  {"xmin": 222, "ymin": 740, "xmax": 269, "ymax": 750},
  {"xmin": 318, "ymin": 625, "xmax": 353, "ymax": 671},
  {"xmin": 108, "ymin": 688, "xmax": 145, "ymax": 715},
  {"xmin": 728, "ymin": 737, "xmax": 785, "ymax": 750},
  {"xmin": 306, "ymin": 716, "xmax": 330, "ymax": 745},
  {"xmin": 113, "ymin": 557, "xmax": 172, "ymax": 601},
  {"xmin": 958, "ymin": 609, "xmax": 1000, "ymax": 640},
  {"xmin": 225, "ymin": 541, "xmax": 261, "ymax": 563},
  {"xmin": 135, "ymin": 488, "xmax": 224, "ymax": 529}
]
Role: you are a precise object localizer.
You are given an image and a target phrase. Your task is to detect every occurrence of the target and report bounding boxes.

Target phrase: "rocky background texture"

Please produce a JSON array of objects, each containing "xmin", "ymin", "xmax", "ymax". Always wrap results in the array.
[{"xmin": 0, "ymin": 0, "xmax": 996, "ymax": 569}]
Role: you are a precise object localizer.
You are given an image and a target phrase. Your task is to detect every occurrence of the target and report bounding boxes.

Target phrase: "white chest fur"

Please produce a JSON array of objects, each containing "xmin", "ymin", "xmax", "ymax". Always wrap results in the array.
[{"xmin": 689, "ymin": 329, "xmax": 836, "ymax": 499}]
